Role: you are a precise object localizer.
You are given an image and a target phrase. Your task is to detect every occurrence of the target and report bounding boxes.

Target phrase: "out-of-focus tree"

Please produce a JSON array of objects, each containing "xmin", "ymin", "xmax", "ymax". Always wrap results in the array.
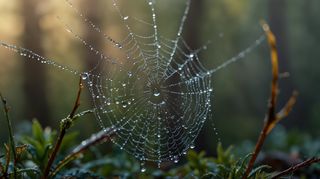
[
  {"xmin": 81, "ymin": 0, "xmax": 104, "ymax": 71},
  {"xmin": 301, "ymin": 1, "xmax": 320, "ymax": 134},
  {"xmin": 288, "ymin": 0, "xmax": 320, "ymax": 134},
  {"xmin": 21, "ymin": 0, "xmax": 50, "ymax": 125}
]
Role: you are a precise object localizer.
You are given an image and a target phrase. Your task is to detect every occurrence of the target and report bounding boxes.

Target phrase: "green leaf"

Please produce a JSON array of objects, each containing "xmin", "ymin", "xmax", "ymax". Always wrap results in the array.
[
  {"xmin": 23, "ymin": 137, "xmax": 45, "ymax": 158},
  {"xmin": 32, "ymin": 120, "xmax": 44, "ymax": 144},
  {"xmin": 215, "ymin": 143, "xmax": 234, "ymax": 165},
  {"xmin": 248, "ymin": 165, "xmax": 270, "ymax": 178}
]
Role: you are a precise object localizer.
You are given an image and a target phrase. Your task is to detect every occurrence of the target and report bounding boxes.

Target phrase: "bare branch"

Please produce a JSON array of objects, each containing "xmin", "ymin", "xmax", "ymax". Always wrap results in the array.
[
  {"xmin": 242, "ymin": 21, "xmax": 298, "ymax": 179},
  {"xmin": 271, "ymin": 157, "xmax": 320, "ymax": 179},
  {"xmin": 42, "ymin": 77, "xmax": 83, "ymax": 179}
]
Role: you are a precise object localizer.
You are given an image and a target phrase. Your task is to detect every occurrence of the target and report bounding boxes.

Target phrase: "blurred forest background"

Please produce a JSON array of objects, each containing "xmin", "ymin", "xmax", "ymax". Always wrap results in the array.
[{"xmin": 0, "ymin": 0, "xmax": 319, "ymax": 156}]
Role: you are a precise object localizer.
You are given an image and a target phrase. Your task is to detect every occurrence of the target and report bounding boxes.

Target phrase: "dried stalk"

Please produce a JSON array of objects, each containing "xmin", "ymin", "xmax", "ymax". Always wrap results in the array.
[
  {"xmin": 242, "ymin": 22, "xmax": 298, "ymax": 179},
  {"xmin": 0, "ymin": 93, "xmax": 17, "ymax": 178},
  {"xmin": 271, "ymin": 157, "xmax": 320, "ymax": 178}
]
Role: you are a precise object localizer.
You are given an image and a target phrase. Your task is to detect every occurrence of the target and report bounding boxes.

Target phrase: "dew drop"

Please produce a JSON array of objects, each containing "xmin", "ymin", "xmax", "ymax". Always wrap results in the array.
[
  {"xmin": 141, "ymin": 167, "xmax": 146, "ymax": 173},
  {"xmin": 123, "ymin": 16, "xmax": 129, "ymax": 20},
  {"xmin": 122, "ymin": 102, "xmax": 128, "ymax": 108},
  {"xmin": 153, "ymin": 92, "xmax": 160, "ymax": 97},
  {"xmin": 140, "ymin": 161, "xmax": 146, "ymax": 172},
  {"xmin": 173, "ymin": 156, "xmax": 179, "ymax": 163},
  {"xmin": 81, "ymin": 73, "xmax": 89, "ymax": 80}
]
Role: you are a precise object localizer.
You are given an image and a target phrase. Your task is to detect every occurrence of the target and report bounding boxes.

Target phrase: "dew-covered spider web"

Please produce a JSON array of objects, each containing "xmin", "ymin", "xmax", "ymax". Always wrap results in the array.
[{"xmin": 0, "ymin": 0, "xmax": 265, "ymax": 170}]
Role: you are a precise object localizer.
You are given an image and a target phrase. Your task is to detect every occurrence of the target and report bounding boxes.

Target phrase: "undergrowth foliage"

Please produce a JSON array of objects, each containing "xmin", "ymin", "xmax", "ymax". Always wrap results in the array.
[{"xmin": 0, "ymin": 22, "xmax": 319, "ymax": 178}]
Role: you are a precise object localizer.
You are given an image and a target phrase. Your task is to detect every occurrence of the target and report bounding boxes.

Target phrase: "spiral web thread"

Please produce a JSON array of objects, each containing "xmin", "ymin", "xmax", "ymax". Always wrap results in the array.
[{"xmin": 0, "ymin": 0, "xmax": 265, "ymax": 169}]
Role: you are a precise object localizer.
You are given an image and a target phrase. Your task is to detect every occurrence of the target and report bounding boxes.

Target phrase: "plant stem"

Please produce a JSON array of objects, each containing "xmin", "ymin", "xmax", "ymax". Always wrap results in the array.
[
  {"xmin": 0, "ymin": 93, "xmax": 17, "ymax": 179},
  {"xmin": 42, "ymin": 78, "xmax": 83, "ymax": 179},
  {"xmin": 242, "ymin": 22, "xmax": 298, "ymax": 179},
  {"xmin": 50, "ymin": 128, "xmax": 115, "ymax": 177},
  {"xmin": 271, "ymin": 157, "xmax": 320, "ymax": 178}
]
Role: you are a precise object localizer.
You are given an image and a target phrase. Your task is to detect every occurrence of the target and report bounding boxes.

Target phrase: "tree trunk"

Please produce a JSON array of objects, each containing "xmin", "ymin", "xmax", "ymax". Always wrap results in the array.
[
  {"xmin": 22, "ymin": 0, "xmax": 50, "ymax": 125},
  {"xmin": 82, "ymin": 0, "xmax": 104, "ymax": 71}
]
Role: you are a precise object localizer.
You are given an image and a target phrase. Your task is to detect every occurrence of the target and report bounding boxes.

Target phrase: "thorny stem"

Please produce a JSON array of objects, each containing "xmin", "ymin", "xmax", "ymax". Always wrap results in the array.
[
  {"xmin": 271, "ymin": 157, "xmax": 320, "ymax": 178},
  {"xmin": 242, "ymin": 22, "xmax": 298, "ymax": 179},
  {"xmin": 0, "ymin": 93, "xmax": 17, "ymax": 179},
  {"xmin": 42, "ymin": 77, "xmax": 83, "ymax": 179}
]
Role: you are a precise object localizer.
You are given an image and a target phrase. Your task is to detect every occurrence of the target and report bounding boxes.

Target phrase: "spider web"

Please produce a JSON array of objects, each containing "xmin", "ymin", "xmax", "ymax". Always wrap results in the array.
[{"xmin": 0, "ymin": 0, "xmax": 265, "ymax": 170}]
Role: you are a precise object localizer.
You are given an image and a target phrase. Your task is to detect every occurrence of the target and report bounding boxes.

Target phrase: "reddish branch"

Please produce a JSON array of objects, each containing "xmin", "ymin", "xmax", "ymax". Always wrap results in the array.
[
  {"xmin": 42, "ymin": 78, "xmax": 83, "ymax": 179},
  {"xmin": 271, "ymin": 157, "xmax": 320, "ymax": 178},
  {"xmin": 50, "ymin": 128, "xmax": 115, "ymax": 177},
  {"xmin": 242, "ymin": 22, "xmax": 298, "ymax": 179}
]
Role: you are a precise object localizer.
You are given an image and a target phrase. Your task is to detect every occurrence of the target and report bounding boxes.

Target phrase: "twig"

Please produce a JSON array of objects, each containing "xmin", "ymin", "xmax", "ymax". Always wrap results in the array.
[
  {"xmin": 242, "ymin": 22, "xmax": 298, "ymax": 179},
  {"xmin": 3, "ymin": 144, "xmax": 10, "ymax": 179},
  {"xmin": 50, "ymin": 127, "xmax": 116, "ymax": 177},
  {"xmin": 267, "ymin": 91, "xmax": 299, "ymax": 134},
  {"xmin": 42, "ymin": 77, "xmax": 83, "ymax": 179},
  {"xmin": 69, "ymin": 77, "xmax": 84, "ymax": 119},
  {"xmin": 271, "ymin": 157, "xmax": 320, "ymax": 178},
  {"xmin": 0, "ymin": 93, "xmax": 17, "ymax": 178}
]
